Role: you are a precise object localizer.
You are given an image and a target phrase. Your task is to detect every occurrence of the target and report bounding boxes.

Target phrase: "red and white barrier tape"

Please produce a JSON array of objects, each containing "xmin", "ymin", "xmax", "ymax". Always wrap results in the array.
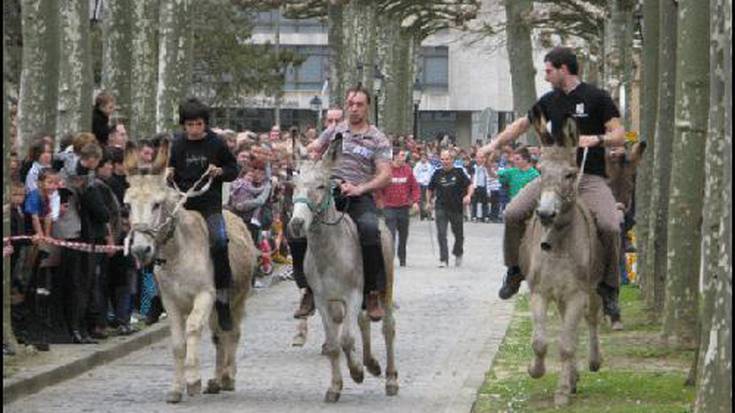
[{"xmin": 3, "ymin": 235, "xmax": 124, "ymax": 254}]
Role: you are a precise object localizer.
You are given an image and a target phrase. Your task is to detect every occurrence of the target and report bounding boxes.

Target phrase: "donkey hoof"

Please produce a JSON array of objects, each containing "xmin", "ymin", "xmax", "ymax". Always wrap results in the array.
[
  {"xmin": 324, "ymin": 389, "xmax": 341, "ymax": 403},
  {"xmin": 292, "ymin": 334, "xmax": 306, "ymax": 347},
  {"xmin": 166, "ymin": 391, "xmax": 182, "ymax": 404},
  {"xmin": 186, "ymin": 380, "xmax": 201, "ymax": 396},
  {"xmin": 386, "ymin": 382, "xmax": 399, "ymax": 396},
  {"xmin": 350, "ymin": 367, "xmax": 365, "ymax": 384},
  {"xmin": 611, "ymin": 320, "xmax": 624, "ymax": 331},
  {"xmin": 204, "ymin": 379, "xmax": 220, "ymax": 394},
  {"xmin": 321, "ymin": 343, "xmax": 329, "ymax": 356},
  {"xmin": 589, "ymin": 359, "xmax": 602, "ymax": 372},
  {"xmin": 554, "ymin": 392, "xmax": 570, "ymax": 407},
  {"xmin": 527, "ymin": 364, "xmax": 545, "ymax": 379},
  {"xmin": 221, "ymin": 376, "xmax": 235, "ymax": 391},
  {"xmin": 365, "ymin": 359, "xmax": 382, "ymax": 377}
]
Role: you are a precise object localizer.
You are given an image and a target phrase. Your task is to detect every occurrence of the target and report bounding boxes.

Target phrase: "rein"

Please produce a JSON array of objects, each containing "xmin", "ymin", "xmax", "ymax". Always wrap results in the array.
[
  {"xmin": 293, "ymin": 181, "xmax": 350, "ymax": 226},
  {"xmin": 575, "ymin": 146, "xmax": 589, "ymax": 194},
  {"xmin": 124, "ymin": 168, "xmax": 214, "ymax": 256}
]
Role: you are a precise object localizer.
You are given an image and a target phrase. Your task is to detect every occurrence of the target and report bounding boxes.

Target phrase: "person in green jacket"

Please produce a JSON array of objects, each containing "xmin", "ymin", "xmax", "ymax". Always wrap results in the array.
[{"xmin": 491, "ymin": 146, "xmax": 539, "ymax": 199}]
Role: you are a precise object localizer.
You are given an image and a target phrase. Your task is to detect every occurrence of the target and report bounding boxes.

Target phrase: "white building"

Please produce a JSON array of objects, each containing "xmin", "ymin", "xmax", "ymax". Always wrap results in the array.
[{"xmin": 214, "ymin": 1, "xmax": 551, "ymax": 147}]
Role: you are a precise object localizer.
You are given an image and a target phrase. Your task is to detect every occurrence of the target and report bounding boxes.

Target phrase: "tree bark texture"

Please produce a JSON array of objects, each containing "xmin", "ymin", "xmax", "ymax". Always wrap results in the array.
[
  {"xmin": 604, "ymin": 0, "xmax": 635, "ymax": 129},
  {"xmin": 634, "ymin": 0, "xmax": 659, "ymax": 295},
  {"xmin": 642, "ymin": 0, "xmax": 676, "ymax": 315},
  {"xmin": 17, "ymin": 0, "xmax": 59, "ymax": 154},
  {"xmin": 102, "ymin": 0, "xmax": 133, "ymax": 124},
  {"xmin": 327, "ymin": 2, "xmax": 345, "ymax": 108},
  {"xmin": 662, "ymin": 0, "xmax": 709, "ymax": 348},
  {"xmin": 56, "ymin": 0, "xmax": 93, "ymax": 139},
  {"xmin": 694, "ymin": 0, "xmax": 731, "ymax": 410},
  {"xmin": 341, "ymin": 0, "xmax": 376, "ymax": 99},
  {"xmin": 504, "ymin": 0, "xmax": 537, "ymax": 145},
  {"xmin": 130, "ymin": 0, "xmax": 159, "ymax": 141},
  {"xmin": 156, "ymin": 0, "xmax": 192, "ymax": 133},
  {"xmin": 380, "ymin": 24, "xmax": 418, "ymax": 135}
]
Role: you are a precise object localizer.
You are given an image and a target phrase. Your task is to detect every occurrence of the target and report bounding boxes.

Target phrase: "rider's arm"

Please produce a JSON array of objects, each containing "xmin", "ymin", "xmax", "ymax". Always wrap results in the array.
[
  {"xmin": 306, "ymin": 125, "xmax": 337, "ymax": 157},
  {"xmin": 478, "ymin": 117, "xmax": 531, "ymax": 158},
  {"xmin": 359, "ymin": 160, "xmax": 392, "ymax": 194}
]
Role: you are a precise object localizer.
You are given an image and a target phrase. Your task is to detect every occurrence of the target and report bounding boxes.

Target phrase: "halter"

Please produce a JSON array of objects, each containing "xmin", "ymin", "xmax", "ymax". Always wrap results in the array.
[
  {"xmin": 292, "ymin": 180, "xmax": 349, "ymax": 226},
  {"xmin": 124, "ymin": 168, "xmax": 214, "ymax": 256}
]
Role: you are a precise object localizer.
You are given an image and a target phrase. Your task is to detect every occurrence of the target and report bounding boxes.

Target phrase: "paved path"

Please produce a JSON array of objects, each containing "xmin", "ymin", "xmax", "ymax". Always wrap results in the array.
[{"xmin": 6, "ymin": 219, "xmax": 514, "ymax": 413}]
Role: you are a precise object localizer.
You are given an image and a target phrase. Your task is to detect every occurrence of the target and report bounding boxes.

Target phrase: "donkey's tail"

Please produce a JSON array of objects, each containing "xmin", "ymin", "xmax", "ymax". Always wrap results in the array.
[{"xmin": 327, "ymin": 300, "xmax": 346, "ymax": 324}]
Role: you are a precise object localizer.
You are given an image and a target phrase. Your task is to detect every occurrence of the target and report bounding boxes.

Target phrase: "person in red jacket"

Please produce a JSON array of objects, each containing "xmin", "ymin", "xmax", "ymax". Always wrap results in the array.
[{"xmin": 380, "ymin": 149, "xmax": 420, "ymax": 267}]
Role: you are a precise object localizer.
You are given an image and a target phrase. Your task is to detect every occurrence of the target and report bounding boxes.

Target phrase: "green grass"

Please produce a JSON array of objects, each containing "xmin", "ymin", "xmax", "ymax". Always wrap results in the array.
[{"xmin": 473, "ymin": 285, "xmax": 695, "ymax": 413}]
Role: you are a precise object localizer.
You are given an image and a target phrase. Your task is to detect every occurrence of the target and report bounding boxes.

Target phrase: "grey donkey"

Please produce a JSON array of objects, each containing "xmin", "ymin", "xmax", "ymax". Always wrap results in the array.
[
  {"xmin": 288, "ymin": 138, "xmax": 399, "ymax": 402},
  {"xmin": 518, "ymin": 105, "xmax": 605, "ymax": 407},
  {"xmin": 124, "ymin": 139, "xmax": 257, "ymax": 403}
]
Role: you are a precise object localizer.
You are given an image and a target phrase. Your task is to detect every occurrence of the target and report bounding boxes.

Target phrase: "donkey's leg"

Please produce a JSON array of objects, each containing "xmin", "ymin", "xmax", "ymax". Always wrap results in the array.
[
  {"xmin": 292, "ymin": 317, "xmax": 309, "ymax": 347},
  {"xmin": 527, "ymin": 292, "xmax": 549, "ymax": 379},
  {"xmin": 586, "ymin": 292, "xmax": 603, "ymax": 372},
  {"xmin": 162, "ymin": 297, "xmax": 186, "ymax": 403},
  {"xmin": 341, "ymin": 299, "xmax": 364, "ymax": 384},
  {"xmin": 204, "ymin": 328, "xmax": 224, "ymax": 394},
  {"xmin": 555, "ymin": 293, "xmax": 586, "ymax": 407},
  {"xmin": 383, "ymin": 304, "xmax": 399, "ymax": 396},
  {"xmin": 322, "ymin": 301, "xmax": 344, "ymax": 402},
  {"xmin": 358, "ymin": 310, "xmax": 381, "ymax": 376},
  {"xmin": 184, "ymin": 291, "xmax": 215, "ymax": 397},
  {"xmin": 220, "ymin": 299, "xmax": 246, "ymax": 391}
]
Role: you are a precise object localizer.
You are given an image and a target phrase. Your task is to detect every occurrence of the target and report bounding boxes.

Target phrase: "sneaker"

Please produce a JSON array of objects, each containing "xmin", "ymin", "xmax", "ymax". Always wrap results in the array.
[
  {"xmin": 498, "ymin": 267, "xmax": 524, "ymax": 299},
  {"xmin": 454, "ymin": 256, "xmax": 462, "ymax": 267},
  {"xmin": 438, "ymin": 261, "xmax": 448, "ymax": 268},
  {"xmin": 293, "ymin": 289, "xmax": 315, "ymax": 319},
  {"xmin": 366, "ymin": 291, "xmax": 385, "ymax": 321},
  {"xmin": 215, "ymin": 301, "xmax": 233, "ymax": 331}
]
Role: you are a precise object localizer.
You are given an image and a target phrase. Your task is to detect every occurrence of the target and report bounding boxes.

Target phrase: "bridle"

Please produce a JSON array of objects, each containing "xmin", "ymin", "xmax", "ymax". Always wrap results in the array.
[
  {"xmin": 124, "ymin": 168, "xmax": 214, "ymax": 256},
  {"xmin": 292, "ymin": 180, "xmax": 350, "ymax": 226}
]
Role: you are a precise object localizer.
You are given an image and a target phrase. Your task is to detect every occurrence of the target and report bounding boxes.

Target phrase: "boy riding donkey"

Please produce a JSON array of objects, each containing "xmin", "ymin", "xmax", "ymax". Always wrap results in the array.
[
  {"xmin": 478, "ymin": 47, "xmax": 627, "ymax": 330},
  {"xmin": 290, "ymin": 85, "xmax": 392, "ymax": 322}
]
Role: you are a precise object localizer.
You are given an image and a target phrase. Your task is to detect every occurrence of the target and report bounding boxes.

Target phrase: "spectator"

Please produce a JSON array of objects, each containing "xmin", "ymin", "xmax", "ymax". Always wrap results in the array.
[
  {"xmin": 137, "ymin": 139, "xmax": 157, "ymax": 166},
  {"xmin": 427, "ymin": 150, "xmax": 473, "ymax": 268},
  {"xmin": 227, "ymin": 159, "xmax": 272, "ymax": 243},
  {"xmin": 492, "ymin": 146, "xmax": 540, "ymax": 200},
  {"xmin": 92, "ymin": 91, "xmax": 116, "ymax": 146},
  {"xmin": 380, "ymin": 149, "xmax": 420, "ymax": 267},
  {"xmin": 107, "ymin": 123, "xmax": 128, "ymax": 149},
  {"xmin": 412, "ymin": 152, "xmax": 434, "ymax": 220},
  {"xmin": 24, "ymin": 138, "xmax": 55, "ymax": 192},
  {"xmin": 471, "ymin": 153, "xmax": 489, "ymax": 222}
]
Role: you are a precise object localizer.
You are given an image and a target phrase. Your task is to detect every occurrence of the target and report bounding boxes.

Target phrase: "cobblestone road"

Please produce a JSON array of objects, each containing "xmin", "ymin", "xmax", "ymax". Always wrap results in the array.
[{"xmin": 7, "ymin": 219, "xmax": 514, "ymax": 413}]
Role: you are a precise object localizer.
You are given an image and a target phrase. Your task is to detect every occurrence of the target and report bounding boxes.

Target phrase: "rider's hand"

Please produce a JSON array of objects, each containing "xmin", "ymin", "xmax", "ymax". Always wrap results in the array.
[
  {"xmin": 208, "ymin": 164, "xmax": 223, "ymax": 177},
  {"xmin": 462, "ymin": 195, "xmax": 472, "ymax": 206},
  {"xmin": 578, "ymin": 135, "xmax": 603, "ymax": 148},
  {"xmin": 340, "ymin": 182, "xmax": 364, "ymax": 197}
]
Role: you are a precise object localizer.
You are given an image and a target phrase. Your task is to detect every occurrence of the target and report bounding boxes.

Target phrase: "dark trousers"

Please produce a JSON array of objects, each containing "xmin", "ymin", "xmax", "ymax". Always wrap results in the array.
[
  {"xmin": 488, "ymin": 190, "xmax": 502, "ymax": 219},
  {"xmin": 86, "ymin": 240, "xmax": 109, "ymax": 330},
  {"xmin": 419, "ymin": 185, "xmax": 430, "ymax": 219},
  {"xmin": 286, "ymin": 236, "xmax": 309, "ymax": 290},
  {"xmin": 70, "ymin": 247, "xmax": 94, "ymax": 333},
  {"xmin": 197, "ymin": 210, "xmax": 233, "ymax": 290},
  {"xmin": 435, "ymin": 208, "xmax": 464, "ymax": 262},
  {"xmin": 384, "ymin": 206, "xmax": 409, "ymax": 265},
  {"xmin": 471, "ymin": 187, "xmax": 488, "ymax": 219}
]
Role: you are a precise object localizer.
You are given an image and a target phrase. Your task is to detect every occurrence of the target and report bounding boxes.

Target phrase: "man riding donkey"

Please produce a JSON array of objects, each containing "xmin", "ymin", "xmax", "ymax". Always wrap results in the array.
[
  {"xmin": 166, "ymin": 97, "xmax": 239, "ymax": 331},
  {"xmin": 478, "ymin": 47, "xmax": 626, "ymax": 329},
  {"xmin": 290, "ymin": 85, "xmax": 392, "ymax": 322}
]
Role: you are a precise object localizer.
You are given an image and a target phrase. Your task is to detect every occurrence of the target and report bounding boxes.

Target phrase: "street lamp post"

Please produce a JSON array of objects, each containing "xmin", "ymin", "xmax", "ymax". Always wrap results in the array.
[
  {"xmin": 310, "ymin": 95, "xmax": 323, "ymax": 128},
  {"xmin": 412, "ymin": 78, "xmax": 423, "ymax": 140},
  {"xmin": 373, "ymin": 67, "xmax": 383, "ymax": 127}
]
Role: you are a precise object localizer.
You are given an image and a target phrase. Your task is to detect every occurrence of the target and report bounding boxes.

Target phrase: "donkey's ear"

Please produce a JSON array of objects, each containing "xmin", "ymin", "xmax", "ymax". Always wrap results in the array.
[
  {"xmin": 322, "ymin": 132, "xmax": 343, "ymax": 169},
  {"xmin": 529, "ymin": 104, "xmax": 554, "ymax": 146},
  {"xmin": 560, "ymin": 115, "xmax": 579, "ymax": 148},
  {"xmin": 151, "ymin": 136, "xmax": 171, "ymax": 174},
  {"xmin": 124, "ymin": 141, "xmax": 139, "ymax": 175}
]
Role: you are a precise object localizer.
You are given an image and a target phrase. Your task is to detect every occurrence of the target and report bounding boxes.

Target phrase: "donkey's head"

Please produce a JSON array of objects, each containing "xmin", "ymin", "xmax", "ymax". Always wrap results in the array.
[
  {"xmin": 123, "ymin": 138, "xmax": 176, "ymax": 265},
  {"xmin": 288, "ymin": 135, "xmax": 342, "ymax": 238},
  {"xmin": 529, "ymin": 104, "xmax": 580, "ymax": 234}
]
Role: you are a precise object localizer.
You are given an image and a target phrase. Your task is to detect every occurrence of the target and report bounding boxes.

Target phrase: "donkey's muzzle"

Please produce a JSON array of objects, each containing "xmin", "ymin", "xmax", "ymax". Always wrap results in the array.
[
  {"xmin": 131, "ymin": 245, "xmax": 154, "ymax": 265},
  {"xmin": 536, "ymin": 209, "xmax": 556, "ymax": 226}
]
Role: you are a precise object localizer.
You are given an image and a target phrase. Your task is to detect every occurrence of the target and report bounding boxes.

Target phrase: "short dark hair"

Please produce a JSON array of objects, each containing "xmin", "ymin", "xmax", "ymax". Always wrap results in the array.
[
  {"xmin": 346, "ymin": 85, "xmax": 372, "ymax": 105},
  {"xmin": 107, "ymin": 146, "xmax": 124, "ymax": 165},
  {"xmin": 178, "ymin": 97, "xmax": 210, "ymax": 125},
  {"xmin": 515, "ymin": 146, "xmax": 532, "ymax": 162},
  {"xmin": 544, "ymin": 47, "xmax": 578, "ymax": 75},
  {"xmin": 95, "ymin": 91, "xmax": 115, "ymax": 108}
]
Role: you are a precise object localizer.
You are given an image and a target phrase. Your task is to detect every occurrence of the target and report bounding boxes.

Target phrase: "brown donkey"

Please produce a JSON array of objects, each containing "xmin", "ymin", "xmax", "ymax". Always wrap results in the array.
[{"xmin": 518, "ymin": 105, "xmax": 604, "ymax": 407}]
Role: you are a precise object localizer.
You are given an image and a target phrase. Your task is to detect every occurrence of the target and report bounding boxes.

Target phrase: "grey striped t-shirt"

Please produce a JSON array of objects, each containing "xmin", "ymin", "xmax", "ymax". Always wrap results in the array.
[{"xmin": 317, "ymin": 122, "xmax": 392, "ymax": 186}]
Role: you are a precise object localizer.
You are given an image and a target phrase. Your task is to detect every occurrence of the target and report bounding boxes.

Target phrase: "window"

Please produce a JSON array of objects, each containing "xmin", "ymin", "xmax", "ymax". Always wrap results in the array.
[
  {"xmin": 418, "ymin": 46, "xmax": 449, "ymax": 89},
  {"xmin": 253, "ymin": 10, "xmax": 327, "ymax": 34},
  {"xmin": 284, "ymin": 46, "xmax": 329, "ymax": 91}
]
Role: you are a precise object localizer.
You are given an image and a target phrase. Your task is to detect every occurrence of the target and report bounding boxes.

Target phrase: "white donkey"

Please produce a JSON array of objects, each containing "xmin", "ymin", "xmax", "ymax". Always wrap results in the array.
[
  {"xmin": 288, "ymin": 140, "xmax": 399, "ymax": 402},
  {"xmin": 124, "ymin": 140, "xmax": 257, "ymax": 403}
]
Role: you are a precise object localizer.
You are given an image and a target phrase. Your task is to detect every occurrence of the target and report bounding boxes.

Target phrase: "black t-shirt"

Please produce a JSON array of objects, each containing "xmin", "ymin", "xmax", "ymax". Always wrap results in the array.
[
  {"xmin": 428, "ymin": 167, "xmax": 471, "ymax": 213},
  {"xmin": 169, "ymin": 130, "xmax": 239, "ymax": 214},
  {"xmin": 530, "ymin": 82, "xmax": 620, "ymax": 177}
]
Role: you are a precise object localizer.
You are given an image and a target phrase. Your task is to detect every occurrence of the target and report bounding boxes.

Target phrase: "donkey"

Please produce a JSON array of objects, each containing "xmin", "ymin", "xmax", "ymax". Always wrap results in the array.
[
  {"xmin": 518, "ymin": 106, "xmax": 604, "ymax": 407},
  {"xmin": 123, "ymin": 140, "xmax": 257, "ymax": 403},
  {"xmin": 288, "ymin": 140, "xmax": 398, "ymax": 402}
]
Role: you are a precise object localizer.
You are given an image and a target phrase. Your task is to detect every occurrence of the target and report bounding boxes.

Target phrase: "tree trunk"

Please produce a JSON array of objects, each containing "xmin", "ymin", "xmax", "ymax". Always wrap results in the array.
[
  {"xmin": 3, "ymin": 41, "xmax": 19, "ymax": 354},
  {"xmin": 662, "ymin": 0, "xmax": 709, "ymax": 348},
  {"xmin": 604, "ymin": 0, "xmax": 635, "ymax": 128},
  {"xmin": 694, "ymin": 0, "xmax": 731, "ymax": 409},
  {"xmin": 504, "ymin": 0, "xmax": 537, "ymax": 145},
  {"xmin": 341, "ymin": 0, "xmax": 376, "ymax": 97},
  {"xmin": 102, "ymin": 0, "xmax": 133, "ymax": 124},
  {"xmin": 56, "ymin": 0, "xmax": 93, "ymax": 140},
  {"xmin": 17, "ymin": 0, "xmax": 59, "ymax": 153},
  {"xmin": 634, "ymin": 0, "xmax": 659, "ymax": 296},
  {"xmin": 381, "ymin": 24, "xmax": 418, "ymax": 136},
  {"xmin": 156, "ymin": 0, "xmax": 192, "ymax": 133},
  {"xmin": 327, "ymin": 1, "xmax": 345, "ymax": 108},
  {"xmin": 130, "ymin": 0, "xmax": 159, "ymax": 141},
  {"xmin": 642, "ymin": 0, "xmax": 676, "ymax": 315}
]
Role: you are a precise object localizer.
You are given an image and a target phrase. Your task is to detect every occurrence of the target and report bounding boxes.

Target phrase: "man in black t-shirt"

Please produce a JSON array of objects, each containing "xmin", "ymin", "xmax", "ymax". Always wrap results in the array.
[
  {"xmin": 428, "ymin": 150, "xmax": 474, "ymax": 268},
  {"xmin": 478, "ymin": 47, "xmax": 627, "ymax": 329}
]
